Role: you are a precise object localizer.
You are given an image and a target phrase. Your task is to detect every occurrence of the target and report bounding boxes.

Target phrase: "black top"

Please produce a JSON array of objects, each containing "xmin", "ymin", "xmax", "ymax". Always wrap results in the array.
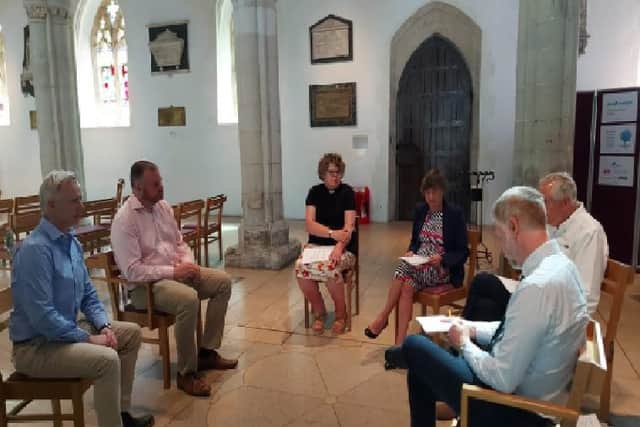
[{"xmin": 305, "ymin": 183, "xmax": 357, "ymax": 254}]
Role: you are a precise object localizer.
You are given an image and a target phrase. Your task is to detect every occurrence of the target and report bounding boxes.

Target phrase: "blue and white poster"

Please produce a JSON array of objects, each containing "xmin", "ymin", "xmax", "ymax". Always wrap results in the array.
[
  {"xmin": 598, "ymin": 156, "xmax": 635, "ymax": 187},
  {"xmin": 602, "ymin": 91, "xmax": 638, "ymax": 123},
  {"xmin": 600, "ymin": 124, "xmax": 636, "ymax": 154}
]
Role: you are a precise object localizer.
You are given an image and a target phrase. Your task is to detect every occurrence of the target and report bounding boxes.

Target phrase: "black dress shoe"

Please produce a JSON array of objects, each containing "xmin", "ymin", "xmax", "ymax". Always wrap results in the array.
[
  {"xmin": 384, "ymin": 345, "xmax": 408, "ymax": 370},
  {"xmin": 121, "ymin": 412, "xmax": 155, "ymax": 427},
  {"xmin": 364, "ymin": 320, "xmax": 388, "ymax": 339}
]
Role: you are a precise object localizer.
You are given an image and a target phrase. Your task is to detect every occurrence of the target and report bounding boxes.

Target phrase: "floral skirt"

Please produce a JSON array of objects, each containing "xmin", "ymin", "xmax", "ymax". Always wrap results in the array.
[
  {"xmin": 295, "ymin": 246, "xmax": 356, "ymax": 282},
  {"xmin": 394, "ymin": 260, "xmax": 449, "ymax": 292}
]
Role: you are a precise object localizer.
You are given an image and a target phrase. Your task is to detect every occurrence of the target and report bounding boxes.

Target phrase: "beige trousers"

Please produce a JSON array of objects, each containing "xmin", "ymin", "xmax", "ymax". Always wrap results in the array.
[
  {"xmin": 131, "ymin": 267, "xmax": 232, "ymax": 374},
  {"xmin": 12, "ymin": 320, "xmax": 142, "ymax": 427}
]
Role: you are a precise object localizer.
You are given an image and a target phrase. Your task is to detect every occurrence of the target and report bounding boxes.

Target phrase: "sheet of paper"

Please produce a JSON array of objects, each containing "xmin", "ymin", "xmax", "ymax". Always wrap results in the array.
[
  {"xmin": 497, "ymin": 275, "xmax": 520, "ymax": 293},
  {"xmin": 416, "ymin": 315, "xmax": 458, "ymax": 333},
  {"xmin": 399, "ymin": 255, "xmax": 431, "ymax": 266},
  {"xmin": 301, "ymin": 246, "xmax": 334, "ymax": 264},
  {"xmin": 577, "ymin": 414, "xmax": 606, "ymax": 427}
]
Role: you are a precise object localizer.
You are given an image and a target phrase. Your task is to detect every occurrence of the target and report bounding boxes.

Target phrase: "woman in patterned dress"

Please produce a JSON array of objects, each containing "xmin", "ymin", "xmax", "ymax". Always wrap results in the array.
[
  {"xmin": 295, "ymin": 153, "xmax": 356, "ymax": 334},
  {"xmin": 365, "ymin": 169, "xmax": 469, "ymax": 345}
]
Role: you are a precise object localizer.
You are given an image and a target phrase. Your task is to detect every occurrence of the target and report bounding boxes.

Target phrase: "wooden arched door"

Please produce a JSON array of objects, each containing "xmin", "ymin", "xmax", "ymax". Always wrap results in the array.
[{"xmin": 396, "ymin": 35, "xmax": 472, "ymax": 220}]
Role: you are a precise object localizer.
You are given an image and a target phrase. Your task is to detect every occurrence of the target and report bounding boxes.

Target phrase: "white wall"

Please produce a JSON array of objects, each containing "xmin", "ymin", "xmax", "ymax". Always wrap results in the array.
[
  {"xmin": 577, "ymin": 0, "xmax": 640, "ymax": 91},
  {"xmin": 278, "ymin": 0, "xmax": 519, "ymax": 222},
  {"xmin": 0, "ymin": 0, "xmax": 243, "ymax": 214}
]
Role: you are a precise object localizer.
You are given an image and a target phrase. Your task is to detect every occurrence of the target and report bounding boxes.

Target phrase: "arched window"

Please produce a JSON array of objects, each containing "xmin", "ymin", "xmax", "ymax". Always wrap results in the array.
[
  {"xmin": 92, "ymin": 0, "xmax": 128, "ymax": 104},
  {"xmin": 216, "ymin": 0, "xmax": 238, "ymax": 124},
  {"xmin": 0, "ymin": 25, "xmax": 10, "ymax": 126}
]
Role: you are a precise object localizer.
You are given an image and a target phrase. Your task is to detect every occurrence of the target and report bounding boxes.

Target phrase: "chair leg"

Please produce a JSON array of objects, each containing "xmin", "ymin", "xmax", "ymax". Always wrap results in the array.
[
  {"xmin": 304, "ymin": 298, "xmax": 310, "ymax": 329},
  {"xmin": 196, "ymin": 303, "xmax": 203, "ymax": 350},
  {"xmin": 71, "ymin": 389, "xmax": 85, "ymax": 427},
  {"xmin": 355, "ymin": 267, "xmax": 360, "ymax": 315},
  {"xmin": 159, "ymin": 322, "xmax": 171, "ymax": 389},
  {"xmin": 204, "ymin": 235, "xmax": 210, "ymax": 267},
  {"xmin": 218, "ymin": 232, "xmax": 223, "ymax": 261},
  {"xmin": 51, "ymin": 399, "xmax": 62, "ymax": 427},
  {"xmin": 394, "ymin": 301, "xmax": 400, "ymax": 344},
  {"xmin": 345, "ymin": 280, "xmax": 353, "ymax": 332},
  {"xmin": 599, "ymin": 361, "xmax": 612, "ymax": 422},
  {"xmin": 0, "ymin": 398, "xmax": 8, "ymax": 427}
]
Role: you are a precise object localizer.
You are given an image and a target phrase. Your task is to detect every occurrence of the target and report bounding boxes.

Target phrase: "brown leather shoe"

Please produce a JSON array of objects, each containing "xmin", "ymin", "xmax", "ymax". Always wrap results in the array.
[
  {"xmin": 198, "ymin": 350, "xmax": 239, "ymax": 371},
  {"xmin": 177, "ymin": 372, "xmax": 211, "ymax": 396},
  {"xmin": 436, "ymin": 402, "xmax": 456, "ymax": 420}
]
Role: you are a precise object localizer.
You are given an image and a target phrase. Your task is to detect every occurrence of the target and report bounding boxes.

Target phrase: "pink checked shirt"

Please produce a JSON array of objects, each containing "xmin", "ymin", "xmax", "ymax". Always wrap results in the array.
[{"xmin": 110, "ymin": 195, "xmax": 194, "ymax": 282}]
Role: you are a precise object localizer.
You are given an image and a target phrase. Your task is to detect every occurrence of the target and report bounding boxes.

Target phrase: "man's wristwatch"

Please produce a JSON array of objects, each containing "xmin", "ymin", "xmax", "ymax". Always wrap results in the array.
[
  {"xmin": 99, "ymin": 322, "xmax": 112, "ymax": 332},
  {"xmin": 328, "ymin": 229, "xmax": 333, "ymax": 238}
]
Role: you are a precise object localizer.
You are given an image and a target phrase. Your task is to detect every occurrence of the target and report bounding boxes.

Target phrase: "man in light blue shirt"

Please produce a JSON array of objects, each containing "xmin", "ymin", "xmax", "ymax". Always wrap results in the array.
[
  {"xmin": 9, "ymin": 171, "xmax": 154, "ymax": 427},
  {"xmin": 397, "ymin": 186, "xmax": 589, "ymax": 427}
]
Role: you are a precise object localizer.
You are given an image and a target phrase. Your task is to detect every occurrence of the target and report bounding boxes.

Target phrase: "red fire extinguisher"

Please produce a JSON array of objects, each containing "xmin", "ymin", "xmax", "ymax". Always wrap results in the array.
[{"xmin": 356, "ymin": 186, "xmax": 370, "ymax": 224}]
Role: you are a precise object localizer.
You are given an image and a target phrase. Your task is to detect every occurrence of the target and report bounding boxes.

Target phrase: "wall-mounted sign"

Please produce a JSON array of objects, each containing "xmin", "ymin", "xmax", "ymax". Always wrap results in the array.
[
  {"xmin": 602, "ymin": 91, "xmax": 638, "ymax": 123},
  {"xmin": 310, "ymin": 15, "xmax": 353, "ymax": 64},
  {"xmin": 598, "ymin": 155, "xmax": 634, "ymax": 187},
  {"xmin": 600, "ymin": 124, "xmax": 636, "ymax": 154},
  {"xmin": 158, "ymin": 106, "xmax": 186, "ymax": 126}
]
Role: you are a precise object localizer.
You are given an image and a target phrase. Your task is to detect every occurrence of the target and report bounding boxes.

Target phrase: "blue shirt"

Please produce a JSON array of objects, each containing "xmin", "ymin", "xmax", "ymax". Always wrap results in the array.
[
  {"xmin": 462, "ymin": 240, "xmax": 589, "ymax": 404},
  {"xmin": 9, "ymin": 218, "xmax": 109, "ymax": 343}
]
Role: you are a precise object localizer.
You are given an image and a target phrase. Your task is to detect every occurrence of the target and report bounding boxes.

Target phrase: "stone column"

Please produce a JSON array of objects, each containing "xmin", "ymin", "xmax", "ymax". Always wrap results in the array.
[
  {"xmin": 24, "ymin": 0, "xmax": 86, "ymax": 186},
  {"xmin": 513, "ymin": 0, "xmax": 579, "ymax": 185},
  {"xmin": 225, "ymin": 0, "xmax": 300, "ymax": 269}
]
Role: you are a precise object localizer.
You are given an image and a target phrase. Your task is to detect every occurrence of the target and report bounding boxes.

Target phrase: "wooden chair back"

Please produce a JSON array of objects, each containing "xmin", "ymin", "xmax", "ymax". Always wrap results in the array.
[
  {"xmin": 115, "ymin": 178, "xmax": 125, "ymax": 207},
  {"xmin": 0, "ymin": 287, "xmax": 92, "ymax": 426},
  {"xmin": 177, "ymin": 199, "xmax": 204, "ymax": 264},
  {"xmin": 13, "ymin": 195, "xmax": 39, "ymax": 216},
  {"xmin": 11, "ymin": 212, "xmax": 40, "ymax": 242},
  {"xmin": 83, "ymin": 198, "xmax": 117, "ymax": 226},
  {"xmin": 463, "ymin": 227, "xmax": 480, "ymax": 288},
  {"xmin": 460, "ymin": 320, "xmax": 607, "ymax": 427},
  {"xmin": 0, "ymin": 200, "xmax": 14, "ymax": 266},
  {"xmin": 596, "ymin": 258, "xmax": 634, "ymax": 421},
  {"xmin": 0, "ymin": 199, "xmax": 13, "ymax": 226},
  {"xmin": 202, "ymin": 194, "xmax": 227, "ymax": 265}
]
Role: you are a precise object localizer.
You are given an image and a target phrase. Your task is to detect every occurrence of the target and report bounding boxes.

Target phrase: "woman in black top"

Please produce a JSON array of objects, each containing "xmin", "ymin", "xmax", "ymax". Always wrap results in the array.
[
  {"xmin": 365, "ymin": 169, "xmax": 469, "ymax": 345},
  {"xmin": 295, "ymin": 153, "xmax": 356, "ymax": 334}
]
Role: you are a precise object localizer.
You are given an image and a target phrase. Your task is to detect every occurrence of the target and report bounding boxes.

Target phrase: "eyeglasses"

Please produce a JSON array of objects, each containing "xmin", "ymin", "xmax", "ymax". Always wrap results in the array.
[{"xmin": 327, "ymin": 169, "xmax": 342, "ymax": 177}]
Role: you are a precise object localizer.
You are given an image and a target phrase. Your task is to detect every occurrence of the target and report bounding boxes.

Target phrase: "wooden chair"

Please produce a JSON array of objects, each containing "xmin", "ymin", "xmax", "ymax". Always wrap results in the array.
[
  {"xmin": 303, "ymin": 218, "xmax": 360, "ymax": 332},
  {"xmin": 85, "ymin": 251, "xmax": 177, "ymax": 389},
  {"xmin": 0, "ymin": 199, "xmax": 13, "ymax": 268},
  {"xmin": 11, "ymin": 212, "xmax": 40, "ymax": 243},
  {"xmin": 595, "ymin": 258, "xmax": 634, "ymax": 422},
  {"xmin": 115, "ymin": 178, "xmax": 125, "ymax": 207},
  {"xmin": 76, "ymin": 198, "xmax": 117, "ymax": 253},
  {"xmin": 183, "ymin": 194, "xmax": 226, "ymax": 266},
  {"xmin": 460, "ymin": 319, "xmax": 607, "ymax": 427},
  {"xmin": 175, "ymin": 200, "xmax": 205, "ymax": 265},
  {"xmin": 394, "ymin": 227, "xmax": 480, "ymax": 342},
  {"xmin": 13, "ymin": 195, "xmax": 39, "ymax": 216},
  {"xmin": 0, "ymin": 287, "xmax": 92, "ymax": 426}
]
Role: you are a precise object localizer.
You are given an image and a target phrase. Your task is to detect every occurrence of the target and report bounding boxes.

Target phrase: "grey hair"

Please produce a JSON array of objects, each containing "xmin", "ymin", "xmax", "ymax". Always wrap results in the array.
[
  {"xmin": 538, "ymin": 172, "xmax": 577, "ymax": 202},
  {"xmin": 493, "ymin": 186, "xmax": 547, "ymax": 228},
  {"xmin": 39, "ymin": 170, "xmax": 80, "ymax": 214}
]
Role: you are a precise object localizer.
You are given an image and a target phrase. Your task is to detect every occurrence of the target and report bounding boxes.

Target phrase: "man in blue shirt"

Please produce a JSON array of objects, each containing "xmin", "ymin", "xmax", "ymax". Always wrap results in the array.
[
  {"xmin": 10, "ymin": 171, "xmax": 154, "ymax": 427},
  {"xmin": 392, "ymin": 186, "xmax": 588, "ymax": 427}
]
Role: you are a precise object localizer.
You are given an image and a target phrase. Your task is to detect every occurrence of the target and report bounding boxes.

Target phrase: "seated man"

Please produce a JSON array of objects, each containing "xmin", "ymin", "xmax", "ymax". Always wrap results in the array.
[
  {"xmin": 463, "ymin": 172, "xmax": 608, "ymax": 321},
  {"xmin": 110, "ymin": 160, "xmax": 237, "ymax": 397},
  {"xmin": 10, "ymin": 171, "xmax": 154, "ymax": 427},
  {"xmin": 395, "ymin": 186, "xmax": 589, "ymax": 427}
]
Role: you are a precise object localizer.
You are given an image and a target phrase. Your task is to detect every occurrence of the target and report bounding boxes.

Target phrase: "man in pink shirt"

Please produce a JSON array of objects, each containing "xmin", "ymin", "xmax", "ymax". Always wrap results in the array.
[{"xmin": 110, "ymin": 161, "xmax": 237, "ymax": 397}]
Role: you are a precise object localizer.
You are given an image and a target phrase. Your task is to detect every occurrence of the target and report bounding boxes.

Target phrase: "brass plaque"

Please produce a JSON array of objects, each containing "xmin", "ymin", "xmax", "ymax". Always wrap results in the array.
[
  {"xmin": 158, "ymin": 106, "xmax": 186, "ymax": 127},
  {"xmin": 29, "ymin": 110, "xmax": 37, "ymax": 129},
  {"xmin": 309, "ymin": 83, "xmax": 356, "ymax": 127}
]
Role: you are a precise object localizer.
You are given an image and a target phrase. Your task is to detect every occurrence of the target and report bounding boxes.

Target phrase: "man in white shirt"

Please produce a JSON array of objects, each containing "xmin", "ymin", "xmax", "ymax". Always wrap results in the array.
[
  {"xmin": 394, "ymin": 186, "xmax": 589, "ymax": 427},
  {"xmin": 462, "ymin": 172, "xmax": 608, "ymax": 321}
]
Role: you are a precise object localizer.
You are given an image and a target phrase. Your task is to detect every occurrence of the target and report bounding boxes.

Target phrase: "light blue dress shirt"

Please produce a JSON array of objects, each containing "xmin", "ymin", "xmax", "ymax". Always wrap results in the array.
[
  {"xmin": 462, "ymin": 239, "xmax": 589, "ymax": 404},
  {"xmin": 9, "ymin": 218, "xmax": 109, "ymax": 343}
]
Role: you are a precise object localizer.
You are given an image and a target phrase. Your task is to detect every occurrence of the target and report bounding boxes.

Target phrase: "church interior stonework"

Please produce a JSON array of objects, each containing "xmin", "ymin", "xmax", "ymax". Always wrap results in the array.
[{"xmin": 0, "ymin": 0, "xmax": 640, "ymax": 426}]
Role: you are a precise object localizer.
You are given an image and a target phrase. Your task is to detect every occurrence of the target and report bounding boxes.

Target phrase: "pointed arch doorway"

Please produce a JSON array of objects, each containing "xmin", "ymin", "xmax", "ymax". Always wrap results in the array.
[{"xmin": 396, "ymin": 35, "xmax": 472, "ymax": 220}]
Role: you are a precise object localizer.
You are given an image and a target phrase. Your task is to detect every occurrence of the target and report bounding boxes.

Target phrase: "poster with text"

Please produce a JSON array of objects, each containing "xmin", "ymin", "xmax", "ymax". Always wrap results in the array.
[
  {"xmin": 598, "ymin": 156, "xmax": 635, "ymax": 187},
  {"xmin": 602, "ymin": 91, "xmax": 638, "ymax": 123},
  {"xmin": 600, "ymin": 124, "xmax": 636, "ymax": 154}
]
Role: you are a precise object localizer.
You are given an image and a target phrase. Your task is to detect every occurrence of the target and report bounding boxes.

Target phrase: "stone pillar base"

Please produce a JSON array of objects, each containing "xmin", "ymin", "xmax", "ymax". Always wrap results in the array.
[{"xmin": 224, "ymin": 221, "xmax": 301, "ymax": 269}]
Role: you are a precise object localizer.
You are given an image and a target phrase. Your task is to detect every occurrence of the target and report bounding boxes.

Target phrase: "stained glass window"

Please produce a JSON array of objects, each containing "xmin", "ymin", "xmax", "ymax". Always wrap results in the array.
[{"xmin": 91, "ymin": 0, "xmax": 128, "ymax": 105}]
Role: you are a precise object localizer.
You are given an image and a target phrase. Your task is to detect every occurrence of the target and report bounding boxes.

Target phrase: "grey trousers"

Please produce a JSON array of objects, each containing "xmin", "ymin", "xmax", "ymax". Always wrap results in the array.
[
  {"xmin": 131, "ymin": 267, "xmax": 232, "ymax": 374},
  {"xmin": 12, "ymin": 320, "xmax": 142, "ymax": 427}
]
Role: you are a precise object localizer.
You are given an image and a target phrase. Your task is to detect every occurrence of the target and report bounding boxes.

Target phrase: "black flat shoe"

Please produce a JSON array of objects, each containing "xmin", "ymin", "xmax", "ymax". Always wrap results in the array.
[
  {"xmin": 364, "ymin": 320, "xmax": 388, "ymax": 339},
  {"xmin": 384, "ymin": 345, "xmax": 408, "ymax": 370}
]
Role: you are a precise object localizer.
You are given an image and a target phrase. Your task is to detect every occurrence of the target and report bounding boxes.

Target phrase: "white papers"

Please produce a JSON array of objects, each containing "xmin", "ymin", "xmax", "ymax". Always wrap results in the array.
[
  {"xmin": 577, "ymin": 414, "xmax": 606, "ymax": 427},
  {"xmin": 598, "ymin": 155, "xmax": 635, "ymax": 187},
  {"xmin": 498, "ymin": 275, "xmax": 520, "ymax": 293},
  {"xmin": 399, "ymin": 255, "xmax": 431, "ymax": 266},
  {"xmin": 602, "ymin": 91, "xmax": 638, "ymax": 123},
  {"xmin": 416, "ymin": 315, "xmax": 458, "ymax": 333},
  {"xmin": 600, "ymin": 124, "xmax": 636, "ymax": 154},
  {"xmin": 301, "ymin": 246, "xmax": 334, "ymax": 264}
]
